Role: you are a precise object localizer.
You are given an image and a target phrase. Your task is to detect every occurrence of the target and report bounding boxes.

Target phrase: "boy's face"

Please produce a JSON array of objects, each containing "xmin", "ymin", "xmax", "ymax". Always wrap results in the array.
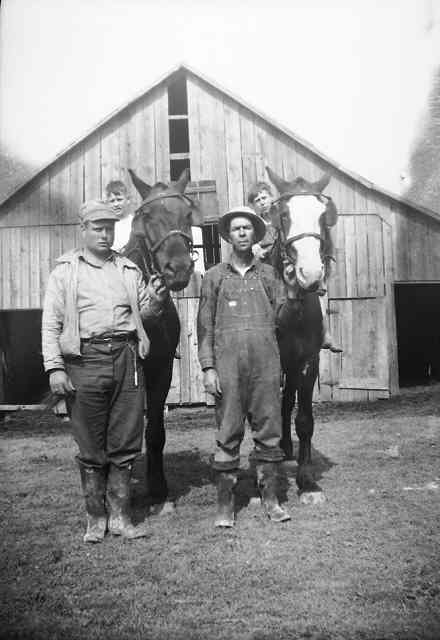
[
  {"xmin": 107, "ymin": 191, "xmax": 129, "ymax": 216},
  {"xmin": 252, "ymin": 189, "xmax": 273, "ymax": 217}
]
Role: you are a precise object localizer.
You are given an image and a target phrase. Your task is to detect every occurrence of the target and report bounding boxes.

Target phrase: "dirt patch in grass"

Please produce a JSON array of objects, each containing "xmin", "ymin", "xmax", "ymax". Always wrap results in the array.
[{"xmin": 1, "ymin": 387, "xmax": 440, "ymax": 639}]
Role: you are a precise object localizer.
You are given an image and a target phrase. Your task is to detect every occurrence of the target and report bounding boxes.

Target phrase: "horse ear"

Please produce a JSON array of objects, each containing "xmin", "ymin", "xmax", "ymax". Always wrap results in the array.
[
  {"xmin": 128, "ymin": 169, "xmax": 152, "ymax": 200},
  {"xmin": 313, "ymin": 173, "xmax": 332, "ymax": 193},
  {"xmin": 324, "ymin": 197, "xmax": 338, "ymax": 227},
  {"xmin": 266, "ymin": 166, "xmax": 290, "ymax": 193},
  {"xmin": 174, "ymin": 168, "xmax": 190, "ymax": 194}
]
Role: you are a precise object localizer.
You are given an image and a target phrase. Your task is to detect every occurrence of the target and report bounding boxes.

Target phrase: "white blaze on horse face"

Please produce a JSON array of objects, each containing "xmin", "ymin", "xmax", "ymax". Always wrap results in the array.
[{"xmin": 286, "ymin": 195, "xmax": 325, "ymax": 290}]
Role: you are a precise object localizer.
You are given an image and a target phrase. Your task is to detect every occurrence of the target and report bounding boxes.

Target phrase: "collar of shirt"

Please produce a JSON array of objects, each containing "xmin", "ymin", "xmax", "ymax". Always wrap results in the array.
[
  {"xmin": 225, "ymin": 257, "xmax": 259, "ymax": 276},
  {"xmin": 79, "ymin": 248, "xmax": 116, "ymax": 268}
]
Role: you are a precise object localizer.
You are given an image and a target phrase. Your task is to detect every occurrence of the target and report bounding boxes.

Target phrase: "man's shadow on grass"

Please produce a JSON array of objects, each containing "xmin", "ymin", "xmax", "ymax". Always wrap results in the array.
[
  {"xmin": 131, "ymin": 449, "xmax": 213, "ymax": 517},
  {"xmin": 131, "ymin": 444, "xmax": 335, "ymax": 519}
]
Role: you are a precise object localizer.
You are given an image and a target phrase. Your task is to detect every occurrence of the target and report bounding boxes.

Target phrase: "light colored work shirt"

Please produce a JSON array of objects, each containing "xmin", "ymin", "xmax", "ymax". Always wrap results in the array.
[
  {"xmin": 112, "ymin": 213, "xmax": 134, "ymax": 252},
  {"xmin": 77, "ymin": 250, "xmax": 136, "ymax": 338}
]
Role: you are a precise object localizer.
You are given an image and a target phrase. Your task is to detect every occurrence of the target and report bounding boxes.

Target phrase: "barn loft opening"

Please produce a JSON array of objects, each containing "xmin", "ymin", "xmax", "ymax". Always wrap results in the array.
[
  {"xmin": 168, "ymin": 75, "xmax": 191, "ymax": 181},
  {"xmin": 394, "ymin": 283, "xmax": 440, "ymax": 387},
  {"xmin": 170, "ymin": 158, "xmax": 190, "ymax": 181},
  {"xmin": 0, "ymin": 310, "xmax": 47, "ymax": 403},
  {"xmin": 169, "ymin": 119, "xmax": 190, "ymax": 154},
  {"xmin": 168, "ymin": 75, "xmax": 188, "ymax": 115}
]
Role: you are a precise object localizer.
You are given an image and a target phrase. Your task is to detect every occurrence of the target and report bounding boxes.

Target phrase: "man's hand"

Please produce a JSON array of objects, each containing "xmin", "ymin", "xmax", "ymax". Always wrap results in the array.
[
  {"xmin": 252, "ymin": 243, "xmax": 268, "ymax": 261},
  {"xmin": 147, "ymin": 274, "xmax": 169, "ymax": 305},
  {"xmin": 203, "ymin": 368, "xmax": 222, "ymax": 397},
  {"xmin": 49, "ymin": 370, "xmax": 76, "ymax": 397}
]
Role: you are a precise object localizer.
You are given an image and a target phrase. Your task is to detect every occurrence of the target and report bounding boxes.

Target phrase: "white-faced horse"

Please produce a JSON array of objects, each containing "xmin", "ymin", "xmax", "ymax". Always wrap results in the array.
[{"xmin": 265, "ymin": 166, "xmax": 338, "ymax": 503}]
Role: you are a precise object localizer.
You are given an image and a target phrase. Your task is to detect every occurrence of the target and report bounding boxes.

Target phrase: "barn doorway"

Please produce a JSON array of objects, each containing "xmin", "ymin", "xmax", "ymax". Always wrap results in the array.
[
  {"xmin": 394, "ymin": 283, "xmax": 440, "ymax": 387},
  {"xmin": 0, "ymin": 310, "xmax": 48, "ymax": 403}
]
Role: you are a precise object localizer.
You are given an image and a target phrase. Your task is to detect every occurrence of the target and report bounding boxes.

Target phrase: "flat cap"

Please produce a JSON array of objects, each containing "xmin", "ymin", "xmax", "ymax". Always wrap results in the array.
[
  {"xmin": 79, "ymin": 200, "xmax": 120, "ymax": 222},
  {"xmin": 218, "ymin": 206, "xmax": 266, "ymax": 243}
]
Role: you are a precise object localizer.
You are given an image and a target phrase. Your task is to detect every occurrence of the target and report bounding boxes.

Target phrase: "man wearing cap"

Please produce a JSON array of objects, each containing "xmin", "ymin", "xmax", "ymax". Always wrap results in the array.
[
  {"xmin": 42, "ymin": 200, "xmax": 167, "ymax": 543},
  {"xmin": 197, "ymin": 206, "xmax": 290, "ymax": 527}
]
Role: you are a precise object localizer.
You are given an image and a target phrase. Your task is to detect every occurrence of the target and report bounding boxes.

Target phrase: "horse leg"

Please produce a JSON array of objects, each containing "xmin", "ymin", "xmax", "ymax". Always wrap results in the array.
[
  {"xmin": 295, "ymin": 358, "xmax": 325, "ymax": 504},
  {"xmin": 281, "ymin": 372, "xmax": 296, "ymax": 460},
  {"xmin": 144, "ymin": 359, "xmax": 174, "ymax": 512}
]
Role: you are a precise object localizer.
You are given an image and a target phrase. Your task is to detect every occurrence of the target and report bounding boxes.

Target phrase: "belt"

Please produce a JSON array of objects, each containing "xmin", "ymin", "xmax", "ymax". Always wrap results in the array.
[{"xmin": 81, "ymin": 332, "xmax": 136, "ymax": 344}]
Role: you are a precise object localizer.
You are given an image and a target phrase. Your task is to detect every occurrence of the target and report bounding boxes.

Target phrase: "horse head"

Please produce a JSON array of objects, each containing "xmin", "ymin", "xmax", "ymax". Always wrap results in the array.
[
  {"xmin": 127, "ymin": 168, "xmax": 203, "ymax": 291},
  {"xmin": 266, "ymin": 166, "xmax": 337, "ymax": 293}
]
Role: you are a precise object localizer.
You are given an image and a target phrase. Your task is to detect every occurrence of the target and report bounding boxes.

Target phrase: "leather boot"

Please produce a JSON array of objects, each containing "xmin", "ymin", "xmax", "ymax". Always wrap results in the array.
[
  {"xmin": 78, "ymin": 462, "xmax": 108, "ymax": 543},
  {"xmin": 215, "ymin": 471, "xmax": 238, "ymax": 528},
  {"xmin": 257, "ymin": 463, "xmax": 291, "ymax": 523},
  {"xmin": 107, "ymin": 463, "xmax": 148, "ymax": 539}
]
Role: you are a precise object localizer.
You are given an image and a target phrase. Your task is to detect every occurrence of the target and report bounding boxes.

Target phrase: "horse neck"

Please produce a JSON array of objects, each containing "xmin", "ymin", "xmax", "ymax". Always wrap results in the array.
[{"xmin": 123, "ymin": 236, "xmax": 152, "ymax": 284}]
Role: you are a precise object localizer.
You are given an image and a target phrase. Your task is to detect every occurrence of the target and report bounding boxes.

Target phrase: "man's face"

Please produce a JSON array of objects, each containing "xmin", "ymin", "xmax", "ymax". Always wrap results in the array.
[
  {"xmin": 81, "ymin": 220, "xmax": 115, "ymax": 257},
  {"xmin": 107, "ymin": 191, "xmax": 129, "ymax": 217},
  {"xmin": 229, "ymin": 216, "xmax": 255, "ymax": 252},
  {"xmin": 252, "ymin": 189, "xmax": 273, "ymax": 217}
]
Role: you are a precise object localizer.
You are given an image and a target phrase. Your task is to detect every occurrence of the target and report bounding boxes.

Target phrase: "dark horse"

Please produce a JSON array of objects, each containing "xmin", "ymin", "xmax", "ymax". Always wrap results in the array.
[
  {"xmin": 265, "ymin": 166, "xmax": 338, "ymax": 504},
  {"xmin": 123, "ymin": 168, "xmax": 202, "ymax": 510}
]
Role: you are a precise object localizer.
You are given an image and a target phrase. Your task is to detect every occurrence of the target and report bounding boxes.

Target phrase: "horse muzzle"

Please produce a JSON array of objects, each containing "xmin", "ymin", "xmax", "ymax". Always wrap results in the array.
[
  {"xmin": 162, "ymin": 259, "xmax": 195, "ymax": 292},
  {"xmin": 295, "ymin": 265, "xmax": 324, "ymax": 293}
]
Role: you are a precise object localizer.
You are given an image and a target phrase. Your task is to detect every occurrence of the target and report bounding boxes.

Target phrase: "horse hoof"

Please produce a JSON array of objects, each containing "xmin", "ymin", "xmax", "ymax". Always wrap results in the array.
[
  {"xmin": 248, "ymin": 497, "xmax": 261, "ymax": 509},
  {"xmin": 150, "ymin": 501, "xmax": 175, "ymax": 516},
  {"xmin": 300, "ymin": 491, "xmax": 325, "ymax": 505},
  {"xmin": 215, "ymin": 517, "xmax": 235, "ymax": 528}
]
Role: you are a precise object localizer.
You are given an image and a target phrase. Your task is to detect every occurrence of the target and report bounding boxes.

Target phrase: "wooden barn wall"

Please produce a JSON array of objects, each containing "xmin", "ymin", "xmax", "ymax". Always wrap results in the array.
[
  {"xmin": 186, "ymin": 75, "xmax": 401, "ymax": 221},
  {"xmin": 185, "ymin": 76, "xmax": 402, "ymax": 401},
  {"xmin": 0, "ymin": 86, "xmax": 169, "ymax": 310},
  {"xmin": 393, "ymin": 207, "xmax": 440, "ymax": 282},
  {"xmin": 2, "ymin": 71, "xmax": 440, "ymax": 403}
]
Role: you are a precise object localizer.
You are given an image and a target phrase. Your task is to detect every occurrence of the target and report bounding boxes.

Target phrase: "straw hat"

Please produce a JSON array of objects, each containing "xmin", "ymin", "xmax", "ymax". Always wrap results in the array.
[{"xmin": 218, "ymin": 206, "xmax": 266, "ymax": 243}]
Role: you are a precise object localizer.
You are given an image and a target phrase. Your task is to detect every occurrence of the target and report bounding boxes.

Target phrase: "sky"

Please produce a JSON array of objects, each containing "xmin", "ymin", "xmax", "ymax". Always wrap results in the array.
[{"xmin": 1, "ymin": 0, "xmax": 439, "ymax": 197}]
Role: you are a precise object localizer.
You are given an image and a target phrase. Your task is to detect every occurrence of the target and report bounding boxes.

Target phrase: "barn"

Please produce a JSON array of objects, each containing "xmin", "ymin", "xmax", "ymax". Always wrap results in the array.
[{"xmin": 1, "ymin": 63, "xmax": 440, "ymax": 406}]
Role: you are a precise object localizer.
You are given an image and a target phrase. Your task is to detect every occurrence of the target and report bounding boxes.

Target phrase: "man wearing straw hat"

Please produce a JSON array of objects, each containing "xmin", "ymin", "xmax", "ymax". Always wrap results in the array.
[{"xmin": 197, "ymin": 206, "xmax": 290, "ymax": 528}]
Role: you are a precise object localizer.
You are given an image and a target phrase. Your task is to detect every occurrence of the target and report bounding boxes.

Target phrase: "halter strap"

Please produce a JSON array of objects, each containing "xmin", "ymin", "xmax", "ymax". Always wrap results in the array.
[{"xmin": 131, "ymin": 192, "xmax": 195, "ymax": 274}]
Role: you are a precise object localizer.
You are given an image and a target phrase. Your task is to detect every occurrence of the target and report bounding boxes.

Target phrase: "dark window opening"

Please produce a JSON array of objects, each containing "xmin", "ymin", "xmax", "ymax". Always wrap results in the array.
[
  {"xmin": 169, "ymin": 119, "xmax": 190, "ymax": 154},
  {"xmin": 195, "ymin": 223, "xmax": 221, "ymax": 270},
  {"xmin": 170, "ymin": 158, "xmax": 191, "ymax": 181},
  {"xmin": 0, "ymin": 310, "xmax": 47, "ymax": 403},
  {"xmin": 168, "ymin": 75, "xmax": 188, "ymax": 115},
  {"xmin": 395, "ymin": 283, "xmax": 440, "ymax": 387}
]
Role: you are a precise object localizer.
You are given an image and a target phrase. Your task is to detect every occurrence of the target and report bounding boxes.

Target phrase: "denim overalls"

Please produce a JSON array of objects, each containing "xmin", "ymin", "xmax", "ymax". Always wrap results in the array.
[{"xmin": 212, "ymin": 266, "xmax": 284, "ymax": 469}]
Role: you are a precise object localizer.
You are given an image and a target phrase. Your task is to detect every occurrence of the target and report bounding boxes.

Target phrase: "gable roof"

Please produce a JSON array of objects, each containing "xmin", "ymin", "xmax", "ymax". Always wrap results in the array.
[{"xmin": 1, "ymin": 62, "xmax": 439, "ymax": 223}]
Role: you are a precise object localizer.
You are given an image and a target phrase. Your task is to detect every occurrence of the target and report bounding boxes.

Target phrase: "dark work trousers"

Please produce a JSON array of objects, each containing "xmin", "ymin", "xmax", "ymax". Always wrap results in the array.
[
  {"xmin": 65, "ymin": 339, "xmax": 144, "ymax": 469},
  {"xmin": 213, "ymin": 272, "xmax": 284, "ymax": 471}
]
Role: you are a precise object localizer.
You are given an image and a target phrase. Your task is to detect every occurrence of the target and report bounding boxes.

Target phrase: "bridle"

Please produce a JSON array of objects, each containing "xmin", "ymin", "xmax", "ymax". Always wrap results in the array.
[
  {"xmin": 272, "ymin": 192, "xmax": 336, "ymax": 271},
  {"xmin": 126, "ymin": 192, "xmax": 199, "ymax": 280}
]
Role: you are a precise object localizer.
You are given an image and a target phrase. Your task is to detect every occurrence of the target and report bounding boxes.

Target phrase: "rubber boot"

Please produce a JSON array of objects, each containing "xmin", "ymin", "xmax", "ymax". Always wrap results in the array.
[
  {"xmin": 78, "ymin": 462, "xmax": 108, "ymax": 544},
  {"xmin": 257, "ymin": 463, "xmax": 291, "ymax": 523},
  {"xmin": 215, "ymin": 471, "xmax": 238, "ymax": 528},
  {"xmin": 107, "ymin": 463, "xmax": 149, "ymax": 539}
]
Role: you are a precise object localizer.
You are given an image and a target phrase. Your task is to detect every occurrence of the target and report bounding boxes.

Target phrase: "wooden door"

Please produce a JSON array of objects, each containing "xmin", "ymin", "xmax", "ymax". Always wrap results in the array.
[{"xmin": 318, "ymin": 214, "xmax": 395, "ymax": 401}]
